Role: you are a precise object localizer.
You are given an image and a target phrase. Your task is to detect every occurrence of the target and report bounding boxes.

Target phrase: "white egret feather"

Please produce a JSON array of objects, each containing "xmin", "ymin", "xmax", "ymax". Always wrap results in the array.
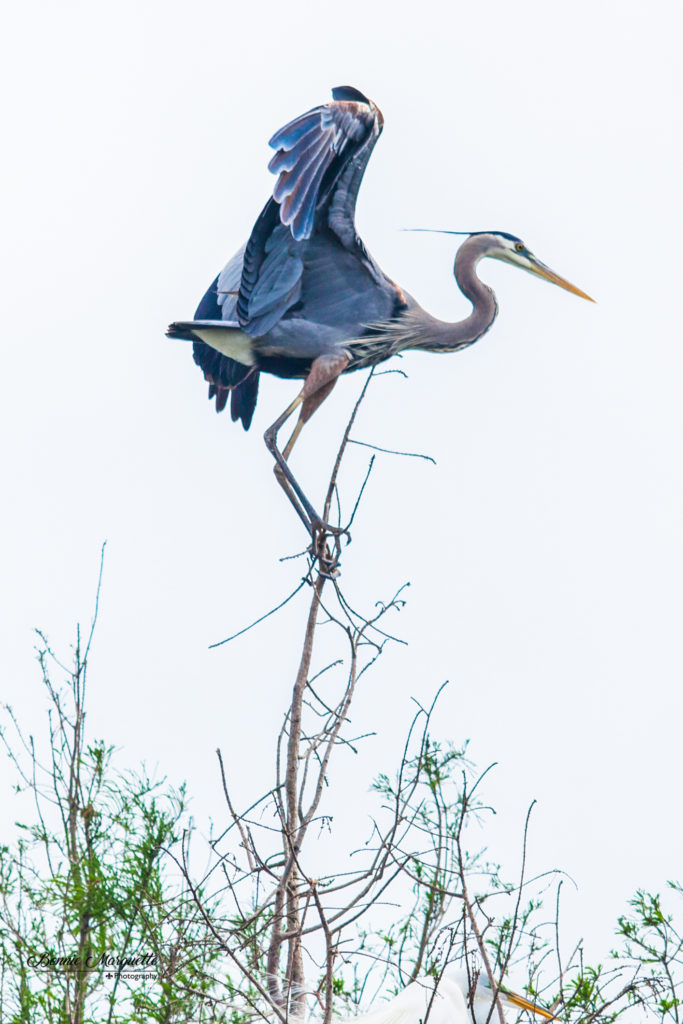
[{"xmin": 338, "ymin": 968, "xmax": 554, "ymax": 1024}]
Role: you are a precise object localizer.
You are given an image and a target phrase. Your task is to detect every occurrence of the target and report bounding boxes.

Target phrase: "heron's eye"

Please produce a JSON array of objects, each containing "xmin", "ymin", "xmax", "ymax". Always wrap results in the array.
[{"xmin": 515, "ymin": 242, "xmax": 524, "ymax": 253}]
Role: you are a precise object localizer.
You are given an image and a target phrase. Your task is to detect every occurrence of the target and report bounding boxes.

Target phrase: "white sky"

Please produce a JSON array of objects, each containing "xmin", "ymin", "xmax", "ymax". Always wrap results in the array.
[{"xmin": 1, "ymin": 0, "xmax": 682, "ymax": 985}]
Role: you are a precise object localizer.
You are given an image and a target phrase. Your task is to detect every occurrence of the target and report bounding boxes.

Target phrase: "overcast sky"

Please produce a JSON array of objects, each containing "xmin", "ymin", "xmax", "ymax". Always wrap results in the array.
[{"xmin": 2, "ymin": 0, "xmax": 682, "ymax": 986}]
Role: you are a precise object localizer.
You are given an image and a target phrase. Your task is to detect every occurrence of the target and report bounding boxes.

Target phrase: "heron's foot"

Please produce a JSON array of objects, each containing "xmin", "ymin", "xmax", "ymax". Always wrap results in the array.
[
  {"xmin": 307, "ymin": 525, "xmax": 347, "ymax": 579},
  {"xmin": 309, "ymin": 515, "xmax": 352, "ymax": 545},
  {"xmin": 316, "ymin": 552, "xmax": 342, "ymax": 580},
  {"xmin": 311, "ymin": 545, "xmax": 341, "ymax": 579}
]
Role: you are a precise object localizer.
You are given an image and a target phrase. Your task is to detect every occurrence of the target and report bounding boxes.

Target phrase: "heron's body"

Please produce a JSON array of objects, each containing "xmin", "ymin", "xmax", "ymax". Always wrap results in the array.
[
  {"xmin": 170, "ymin": 86, "xmax": 403, "ymax": 429},
  {"xmin": 189, "ymin": 235, "xmax": 412, "ymax": 385},
  {"xmin": 168, "ymin": 86, "xmax": 591, "ymax": 538}
]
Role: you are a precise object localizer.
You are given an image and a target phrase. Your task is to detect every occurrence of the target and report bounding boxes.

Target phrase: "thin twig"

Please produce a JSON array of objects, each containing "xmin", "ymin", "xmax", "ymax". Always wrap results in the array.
[
  {"xmin": 348, "ymin": 439, "xmax": 436, "ymax": 464},
  {"xmin": 209, "ymin": 579, "xmax": 309, "ymax": 649}
]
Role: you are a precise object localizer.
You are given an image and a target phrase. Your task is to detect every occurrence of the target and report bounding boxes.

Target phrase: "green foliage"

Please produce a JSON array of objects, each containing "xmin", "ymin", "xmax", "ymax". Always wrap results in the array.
[
  {"xmin": 363, "ymin": 729, "xmax": 683, "ymax": 1024},
  {"xmin": 0, "ymin": 629, "xmax": 229, "ymax": 1024},
  {"xmin": 1, "ymin": 601, "xmax": 682, "ymax": 1024}
]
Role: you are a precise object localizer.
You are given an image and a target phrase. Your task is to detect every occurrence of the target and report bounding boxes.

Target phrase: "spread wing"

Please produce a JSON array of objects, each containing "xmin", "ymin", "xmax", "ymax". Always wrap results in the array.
[
  {"xmin": 170, "ymin": 87, "xmax": 400, "ymax": 430},
  {"xmin": 237, "ymin": 85, "xmax": 399, "ymax": 339},
  {"xmin": 267, "ymin": 84, "xmax": 383, "ymax": 243}
]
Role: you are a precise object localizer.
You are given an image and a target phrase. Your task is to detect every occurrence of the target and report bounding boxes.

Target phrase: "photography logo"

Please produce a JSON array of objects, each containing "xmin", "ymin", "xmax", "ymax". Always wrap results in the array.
[{"xmin": 28, "ymin": 951, "xmax": 158, "ymax": 982}]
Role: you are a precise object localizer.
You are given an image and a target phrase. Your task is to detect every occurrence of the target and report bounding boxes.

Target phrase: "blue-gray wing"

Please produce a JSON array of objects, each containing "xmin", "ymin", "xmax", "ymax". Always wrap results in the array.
[
  {"xmin": 190, "ymin": 245, "xmax": 259, "ymax": 428},
  {"xmin": 268, "ymin": 84, "xmax": 383, "ymax": 243},
  {"xmin": 237, "ymin": 86, "xmax": 401, "ymax": 341}
]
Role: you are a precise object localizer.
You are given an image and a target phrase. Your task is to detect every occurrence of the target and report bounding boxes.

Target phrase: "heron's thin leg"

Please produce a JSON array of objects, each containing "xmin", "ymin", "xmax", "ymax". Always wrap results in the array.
[
  {"xmin": 264, "ymin": 352, "xmax": 350, "ymax": 539},
  {"xmin": 264, "ymin": 393, "xmax": 317, "ymax": 530},
  {"xmin": 268, "ymin": 425, "xmax": 331, "ymax": 531},
  {"xmin": 278, "ymin": 473, "xmax": 318, "ymax": 535},
  {"xmin": 276, "ymin": 399, "xmax": 341, "ymax": 575},
  {"xmin": 280, "ymin": 407, "xmax": 338, "ymax": 535},
  {"xmin": 282, "ymin": 417, "xmax": 305, "ymax": 461},
  {"xmin": 265, "ymin": 392, "xmax": 335, "ymax": 532}
]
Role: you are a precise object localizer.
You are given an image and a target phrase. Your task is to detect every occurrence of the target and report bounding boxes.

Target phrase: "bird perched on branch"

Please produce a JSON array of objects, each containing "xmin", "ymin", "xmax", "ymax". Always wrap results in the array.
[
  {"xmin": 168, "ymin": 86, "xmax": 592, "ymax": 539},
  {"xmin": 339, "ymin": 967, "xmax": 555, "ymax": 1024}
]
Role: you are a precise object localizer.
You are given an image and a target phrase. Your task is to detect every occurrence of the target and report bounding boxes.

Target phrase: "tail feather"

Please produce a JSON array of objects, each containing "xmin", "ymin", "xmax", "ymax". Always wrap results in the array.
[
  {"xmin": 167, "ymin": 321, "xmax": 200, "ymax": 342},
  {"xmin": 167, "ymin": 316, "xmax": 260, "ymax": 430},
  {"xmin": 208, "ymin": 381, "xmax": 230, "ymax": 415},
  {"xmin": 229, "ymin": 369, "xmax": 260, "ymax": 429},
  {"xmin": 190, "ymin": 339, "xmax": 260, "ymax": 430}
]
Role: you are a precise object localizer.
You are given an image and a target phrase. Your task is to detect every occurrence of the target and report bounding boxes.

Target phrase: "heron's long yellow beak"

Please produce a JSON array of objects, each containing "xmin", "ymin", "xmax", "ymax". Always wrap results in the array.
[
  {"xmin": 528, "ymin": 259, "xmax": 595, "ymax": 303},
  {"xmin": 503, "ymin": 987, "xmax": 556, "ymax": 1019}
]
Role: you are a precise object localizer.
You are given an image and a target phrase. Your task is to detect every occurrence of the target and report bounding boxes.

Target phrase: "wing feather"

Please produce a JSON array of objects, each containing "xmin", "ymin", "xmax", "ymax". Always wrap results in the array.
[
  {"xmin": 337, "ymin": 978, "xmax": 466, "ymax": 1024},
  {"xmin": 267, "ymin": 95, "xmax": 380, "ymax": 242},
  {"xmin": 274, "ymin": 135, "xmax": 330, "ymax": 208},
  {"xmin": 187, "ymin": 247, "xmax": 261, "ymax": 428},
  {"xmin": 236, "ymin": 87, "xmax": 391, "ymax": 339},
  {"xmin": 269, "ymin": 126, "xmax": 326, "ymax": 179}
]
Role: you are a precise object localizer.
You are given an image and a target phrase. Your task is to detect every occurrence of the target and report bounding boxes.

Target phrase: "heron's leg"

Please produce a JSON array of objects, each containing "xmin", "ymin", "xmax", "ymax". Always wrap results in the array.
[
  {"xmin": 264, "ymin": 353, "xmax": 349, "ymax": 538},
  {"xmin": 280, "ymin": 379, "xmax": 346, "ymax": 572},
  {"xmin": 264, "ymin": 393, "xmax": 315, "ymax": 531},
  {"xmin": 282, "ymin": 417, "xmax": 305, "ymax": 461},
  {"xmin": 265, "ymin": 390, "xmax": 330, "ymax": 532}
]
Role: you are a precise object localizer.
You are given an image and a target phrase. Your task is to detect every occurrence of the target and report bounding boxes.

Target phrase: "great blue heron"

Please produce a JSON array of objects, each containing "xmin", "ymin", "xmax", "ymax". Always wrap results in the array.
[
  {"xmin": 168, "ymin": 86, "xmax": 592, "ymax": 539},
  {"xmin": 335, "ymin": 967, "xmax": 554, "ymax": 1024}
]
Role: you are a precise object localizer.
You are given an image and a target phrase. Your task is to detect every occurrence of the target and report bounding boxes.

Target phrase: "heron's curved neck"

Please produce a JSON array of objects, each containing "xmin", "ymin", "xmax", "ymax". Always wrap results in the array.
[
  {"xmin": 405, "ymin": 239, "xmax": 499, "ymax": 353},
  {"xmin": 453, "ymin": 240, "xmax": 499, "ymax": 343}
]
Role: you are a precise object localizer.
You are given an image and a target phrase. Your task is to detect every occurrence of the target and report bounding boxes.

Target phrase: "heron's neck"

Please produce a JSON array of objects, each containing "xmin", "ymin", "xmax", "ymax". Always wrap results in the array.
[
  {"xmin": 402, "ymin": 242, "xmax": 498, "ymax": 353},
  {"xmin": 453, "ymin": 243, "xmax": 499, "ymax": 344}
]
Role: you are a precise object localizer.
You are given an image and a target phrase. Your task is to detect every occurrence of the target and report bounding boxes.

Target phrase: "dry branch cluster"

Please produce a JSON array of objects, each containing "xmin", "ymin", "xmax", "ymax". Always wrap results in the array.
[
  {"xmin": 177, "ymin": 376, "xmax": 682, "ymax": 1024},
  {"xmin": 1, "ymin": 376, "xmax": 681, "ymax": 1024}
]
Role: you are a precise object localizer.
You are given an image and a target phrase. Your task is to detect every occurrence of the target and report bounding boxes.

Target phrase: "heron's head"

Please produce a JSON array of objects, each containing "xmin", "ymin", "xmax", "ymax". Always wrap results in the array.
[
  {"xmin": 464, "ymin": 230, "xmax": 594, "ymax": 302},
  {"xmin": 444, "ymin": 967, "xmax": 556, "ymax": 1022}
]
